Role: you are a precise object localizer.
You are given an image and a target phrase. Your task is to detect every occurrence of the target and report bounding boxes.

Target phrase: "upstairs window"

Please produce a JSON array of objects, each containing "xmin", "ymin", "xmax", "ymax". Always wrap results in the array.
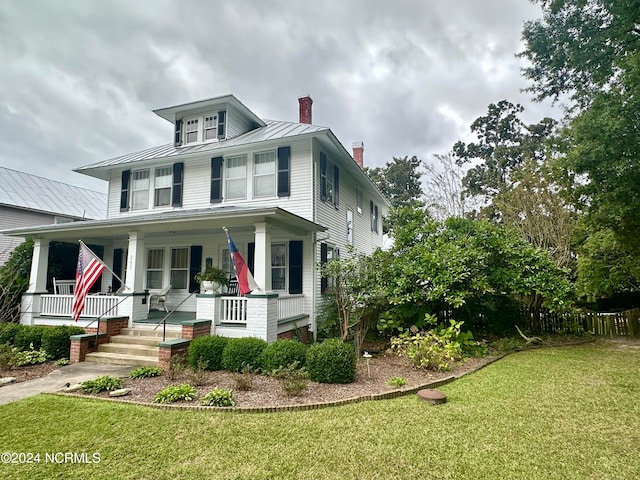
[
  {"xmin": 320, "ymin": 152, "xmax": 339, "ymax": 208},
  {"xmin": 254, "ymin": 151, "xmax": 276, "ymax": 197},
  {"xmin": 185, "ymin": 119, "xmax": 198, "ymax": 143},
  {"xmin": 132, "ymin": 170, "xmax": 150, "ymax": 211},
  {"xmin": 204, "ymin": 115, "xmax": 217, "ymax": 141},
  {"xmin": 225, "ymin": 155, "xmax": 247, "ymax": 199},
  {"xmin": 154, "ymin": 167, "xmax": 172, "ymax": 206}
]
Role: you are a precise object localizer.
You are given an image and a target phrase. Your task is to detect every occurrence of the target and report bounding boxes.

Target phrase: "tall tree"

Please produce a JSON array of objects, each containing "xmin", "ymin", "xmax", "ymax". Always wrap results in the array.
[
  {"xmin": 519, "ymin": 0, "xmax": 640, "ymax": 108},
  {"xmin": 366, "ymin": 155, "xmax": 425, "ymax": 209}
]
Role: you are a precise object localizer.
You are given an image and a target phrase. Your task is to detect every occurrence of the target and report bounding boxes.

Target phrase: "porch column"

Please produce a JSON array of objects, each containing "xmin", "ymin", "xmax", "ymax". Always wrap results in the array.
[
  {"xmin": 253, "ymin": 222, "xmax": 271, "ymax": 293},
  {"xmin": 27, "ymin": 238, "xmax": 49, "ymax": 293},
  {"xmin": 124, "ymin": 231, "xmax": 145, "ymax": 293}
]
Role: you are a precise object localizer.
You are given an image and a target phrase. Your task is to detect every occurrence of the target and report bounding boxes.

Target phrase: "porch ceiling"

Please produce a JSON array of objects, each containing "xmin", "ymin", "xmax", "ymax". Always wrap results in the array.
[{"xmin": 1, "ymin": 206, "xmax": 325, "ymax": 244}]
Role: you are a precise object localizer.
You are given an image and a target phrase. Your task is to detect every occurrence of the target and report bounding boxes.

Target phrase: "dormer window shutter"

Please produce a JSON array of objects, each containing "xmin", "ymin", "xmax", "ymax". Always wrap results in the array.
[
  {"xmin": 172, "ymin": 162, "xmax": 184, "ymax": 207},
  {"xmin": 320, "ymin": 152, "xmax": 327, "ymax": 201},
  {"xmin": 174, "ymin": 119, "xmax": 183, "ymax": 146},
  {"xmin": 217, "ymin": 111, "xmax": 226, "ymax": 140},
  {"xmin": 120, "ymin": 170, "xmax": 131, "ymax": 211},
  {"xmin": 277, "ymin": 146, "xmax": 291, "ymax": 197},
  {"xmin": 333, "ymin": 164, "xmax": 339, "ymax": 208},
  {"xmin": 210, "ymin": 157, "xmax": 223, "ymax": 203}
]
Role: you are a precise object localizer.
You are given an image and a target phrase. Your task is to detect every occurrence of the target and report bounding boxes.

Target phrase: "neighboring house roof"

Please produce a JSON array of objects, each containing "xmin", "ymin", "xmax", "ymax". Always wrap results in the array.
[
  {"xmin": 0, "ymin": 166, "xmax": 107, "ymax": 219},
  {"xmin": 75, "ymin": 120, "xmax": 328, "ymax": 180}
]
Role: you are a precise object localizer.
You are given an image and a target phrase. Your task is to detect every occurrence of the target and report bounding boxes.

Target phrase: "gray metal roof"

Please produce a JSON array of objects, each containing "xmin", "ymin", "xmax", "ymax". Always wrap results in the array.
[
  {"xmin": 75, "ymin": 120, "xmax": 328, "ymax": 179},
  {"xmin": 0, "ymin": 167, "xmax": 107, "ymax": 219}
]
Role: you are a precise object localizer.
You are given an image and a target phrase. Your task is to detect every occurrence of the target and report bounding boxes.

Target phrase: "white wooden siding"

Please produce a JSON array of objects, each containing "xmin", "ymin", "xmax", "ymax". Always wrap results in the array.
[
  {"xmin": 0, "ymin": 207, "xmax": 56, "ymax": 265},
  {"xmin": 226, "ymin": 104, "xmax": 256, "ymax": 139}
]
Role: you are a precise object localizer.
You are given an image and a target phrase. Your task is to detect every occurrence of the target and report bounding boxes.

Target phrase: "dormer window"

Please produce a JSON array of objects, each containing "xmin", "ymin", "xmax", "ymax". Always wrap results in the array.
[
  {"xmin": 204, "ymin": 116, "xmax": 217, "ymax": 141},
  {"xmin": 185, "ymin": 119, "xmax": 198, "ymax": 143}
]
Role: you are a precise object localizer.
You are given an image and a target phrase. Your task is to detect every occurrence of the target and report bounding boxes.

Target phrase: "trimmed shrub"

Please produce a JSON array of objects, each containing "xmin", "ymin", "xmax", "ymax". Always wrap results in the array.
[
  {"xmin": 0, "ymin": 323, "xmax": 23, "ymax": 346},
  {"xmin": 260, "ymin": 339, "xmax": 308, "ymax": 373},
  {"xmin": 200, "ymin": 387, "xmax": 235, "ymax": 407},
  {"xmin": 306, "ymin": 338, "xmax": 356, "ymax": 384},
  {"xmin": 187, "ymin": 335, "xmax": 228, "ymax": 371},
  {"xmin": 221, "ymin": 337, "xmax": 268, "ymax": 372},
  {"xmin": 81, "ymin": 375, "xmax": 123, "ymax": 393},
  {"xmin": 153, "ymin": 384, "xmax": 197, "ymax": 403},
  {"xmin": 41, "ymin": 326, "xmax": 85, "ymax": 360},
  {"xmin": 14, "ymin": 326, "xmax": 47, "ymax": 351}
]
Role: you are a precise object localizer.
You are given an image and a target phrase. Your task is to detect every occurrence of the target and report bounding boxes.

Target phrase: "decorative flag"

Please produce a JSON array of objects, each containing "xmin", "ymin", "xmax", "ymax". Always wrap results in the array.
[
  {"xmin": 224, "ymin": 228, "xmax": 260, "ymax": 295},
  {"xmin": 72, "ymin": 242, "xmax": 106, "ymax": 321}
]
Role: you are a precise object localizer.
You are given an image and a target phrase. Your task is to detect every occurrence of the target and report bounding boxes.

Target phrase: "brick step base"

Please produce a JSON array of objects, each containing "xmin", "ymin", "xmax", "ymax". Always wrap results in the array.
[{"xmin": 84, "ymin": 351, "xmax": 159, "ymax": 367}]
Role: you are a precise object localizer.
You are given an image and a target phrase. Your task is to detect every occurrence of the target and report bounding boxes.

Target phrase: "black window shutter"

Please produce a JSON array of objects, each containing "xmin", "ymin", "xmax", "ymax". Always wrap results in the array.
[
  {"xmin": 370, "ymin": 200, "xmax": 375, "ymax": 232},
  {"xmin": 277, "ymin": 146, "xmax": 291, "ymax": 197},
  {"xmin": 210, "ymin": 157, "xmax": 223, "ymax": 203},
  {"xmin": 374, "ymin": 205, "xmax": 379, "ymax": 233},
  {"xmin": 248, "ymin": 242, "xmax": 255, "ymax": 275},
  {"xmin": 189, "ymin": 246, "xmax": 203, "ymax": 293},
  {"xmin": 120, "ymin": 170, "xmax": 130, "ymax": 212},
  {"xmin": 217, "ymin": 110, "xmax": 226, "ymax": 139},
  {"xmin": 320, "ymin": 243, "xmax": 328, "ymax": 293},
  {"xmin": 333, "ymin": 165, "xmax": 339, "ymax": 208},
  {"xmin": 320, "ymin": 152, "xmax": 327, "ymax": 201},
  {"xmin": 174, "ymin": 119, "xmax": 183, "ymax": 146},
  {"xmin": 289, "ymin": 241, "xmax": 303, "ymax": 295},
  {"xmin": 112, "ymin": 248, "xmax": 123, "ymax": 292},
  {"xmin": 172, "ymin": 162, "xmax": 184, "ymax": 207}
]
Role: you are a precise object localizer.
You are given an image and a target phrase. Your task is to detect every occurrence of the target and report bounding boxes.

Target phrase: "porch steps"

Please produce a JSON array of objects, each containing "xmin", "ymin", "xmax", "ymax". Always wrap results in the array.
[{"xmin": 83, "ymin": 327, "xmax": 183, "ymax": 367}]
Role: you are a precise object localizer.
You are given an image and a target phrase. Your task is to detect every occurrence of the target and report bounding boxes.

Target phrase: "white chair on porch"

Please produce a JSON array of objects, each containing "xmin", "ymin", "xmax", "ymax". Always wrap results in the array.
[
  {"xmin": 149, "ymin": 285, "xmax": 171, "ymax": 312},
  {"xmin": 53, "ymin": 278, "xmax": 75, "ymax": 295}
]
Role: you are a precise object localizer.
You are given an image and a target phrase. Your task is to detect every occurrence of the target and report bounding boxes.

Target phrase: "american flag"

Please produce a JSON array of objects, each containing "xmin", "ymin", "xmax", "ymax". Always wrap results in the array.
[
  {"xmin": 72, "ymin": 242, "xmax": 106, "ymax": 321},
  {"xmin": 224, "ymin": 228, "xmax": 259, "ymax": 295}
]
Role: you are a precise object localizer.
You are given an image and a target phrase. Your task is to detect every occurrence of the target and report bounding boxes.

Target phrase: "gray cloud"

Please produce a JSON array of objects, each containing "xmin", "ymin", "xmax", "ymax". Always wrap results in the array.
[{"xmin": 0, "ymin": 0, "xmax": 557, "ymax": 192}]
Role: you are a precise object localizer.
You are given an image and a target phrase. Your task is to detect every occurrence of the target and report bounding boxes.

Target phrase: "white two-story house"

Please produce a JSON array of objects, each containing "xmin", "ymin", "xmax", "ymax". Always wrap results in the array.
[{"xmin": 8, "ymin": 94, "xmax": 389, "ymax": 346}]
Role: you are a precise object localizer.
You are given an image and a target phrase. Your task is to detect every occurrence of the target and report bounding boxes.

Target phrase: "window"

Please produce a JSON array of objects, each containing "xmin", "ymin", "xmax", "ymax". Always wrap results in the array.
[
  {"xmin": 185, "ymin": 119, "xmax": 198, "ymax": 143},
  {"xmin": 204, "ymin": 115, "xmax": 217, "ymax": 141},
  {"xmin": 370, "ymin": 201, "xmax": 379, "ymax": 233},
  {"xmin": 320, "ymin": 152, "xmax": 339, "ymax": 208},
  {"xmin": 170, "ymin": 248, "xmax": 189, "ymax": 290},
  {"xmin": 326, "ymin": 167, "xmax": 334, "ymax": 204},
  {"xmin": 271, "ymin": 243, "xmax": 286, "ymax": 291},
  {"xmin": 132, "ymin": 170, "xmax": 150, "ymax": 210},
  {"xmin": 225, "ymin": 155, "xmax": 247, "ymax": 199},
  {"xmin": 347, "ymin": 209, "xmax": 353, "ymax": 245},
  {"xmin": 146, "ymin": 249, "xmax": 164, "ymax": 289},
  {"xmin": 154, "ymin": 167, "xmax": 172, "ymax": 206},
  {"xmin": 356, "ymin": 186, "xmax": 363, "ymax": 215},
  {"xmin": 221, "ymin": 248, "xmax": 233, "ymax": 277},
  {"xmin": 254, "ymin": 151, "xmax": 276, "ymax": 197},
  {"xmin": 320, "ymin": 243, "xmax": 337, "ymax": 293}
]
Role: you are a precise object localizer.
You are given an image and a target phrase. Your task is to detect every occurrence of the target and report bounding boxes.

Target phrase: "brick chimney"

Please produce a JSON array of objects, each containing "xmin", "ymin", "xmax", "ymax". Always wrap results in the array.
[
  {"xmin": 352, "ymin": 141, "xmax": 364, "ymax": 168},
  {"xmin": 298, "ymin": 95, "xmax": 313, "ymax": 124}
]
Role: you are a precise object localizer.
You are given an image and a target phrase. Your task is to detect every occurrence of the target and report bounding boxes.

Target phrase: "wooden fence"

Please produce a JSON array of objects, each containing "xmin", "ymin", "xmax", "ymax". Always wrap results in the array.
[{"xmin": 530, "ymin": 308, "xmax": 640, "ymax": 337}]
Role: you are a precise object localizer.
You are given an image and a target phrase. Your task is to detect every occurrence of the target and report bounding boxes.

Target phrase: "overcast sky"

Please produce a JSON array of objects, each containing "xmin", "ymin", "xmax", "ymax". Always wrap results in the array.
[{"xmin": 0, "ymin": 0, "xmax": 558, "ymax": 193}]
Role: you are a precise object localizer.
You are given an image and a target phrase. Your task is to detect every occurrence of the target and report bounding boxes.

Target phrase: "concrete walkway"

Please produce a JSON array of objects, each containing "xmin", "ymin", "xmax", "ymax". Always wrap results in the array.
[{"xmin": 0, "ymin": 362, "xmax": 134, "ymax": 406}]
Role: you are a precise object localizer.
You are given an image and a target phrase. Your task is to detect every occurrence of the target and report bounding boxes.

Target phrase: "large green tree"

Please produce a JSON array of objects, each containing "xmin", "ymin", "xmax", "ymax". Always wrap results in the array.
[{"xmin": 366, "ymin": 155, "xmax": 424, "ymax": 209}]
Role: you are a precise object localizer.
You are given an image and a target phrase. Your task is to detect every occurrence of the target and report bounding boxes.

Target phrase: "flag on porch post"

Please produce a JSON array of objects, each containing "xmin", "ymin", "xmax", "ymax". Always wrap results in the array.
[
  {"xmin": 72, "ymin": 241, "xmax": 106, "ymax": 321},
  {"xmin": 223, "ymin": 228, "xmax": 260, "ymax": 295}
]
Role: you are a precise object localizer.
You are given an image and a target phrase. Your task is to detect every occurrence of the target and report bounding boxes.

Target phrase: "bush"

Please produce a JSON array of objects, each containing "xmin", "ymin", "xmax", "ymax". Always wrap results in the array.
[
  {"xmin": 306, "ymin": 338, "xmax": 356, "ymax": 384},
  {"xmin": 270, "ymin": 361, "xmax": 309, "ymax": 396},
  {"xmin": 0, "ymin": 343, "xmax": 19, "ymax": 369},
  {"xmin": 188, "ymin": 335, "xmax": 228, "ymax": 371},
  {"xmin": 14, "ymin": 326, "xmax": 47, "ymax": 351},
  {"xmin": 153, "ymin": 384, "xmax": 197, "ymax": 403},
  {"xmin": 0, "ymin": 323, "xmax": 23, "ymax": 346},
  {"xmin": 81, "ymin": 375, "xmax": 123, "ymax": 393},
  {"xmin": 260, "ymin": 339, "xmax": 308, "ymax": 373},
  {"xmin": 14, "ymin": 345, "xmax": 48, "ymax": 366},
  {"xmin": 129, "ymin": 366, "xmax": 163, "ymax": 379},
  {"xmin": 41, "ymin": 326, "xmax": 85, "ymax": 360},
  {"xmin": 232, "ymin": 365, "xmax": 256, "ymax": 391},
  {"xmin": 200, "ymin": 387, "xmax": 235, "ymax": 407},
  {"xmin": 222, "ymin": 337, "xmax": 268, "ymax": 373}
]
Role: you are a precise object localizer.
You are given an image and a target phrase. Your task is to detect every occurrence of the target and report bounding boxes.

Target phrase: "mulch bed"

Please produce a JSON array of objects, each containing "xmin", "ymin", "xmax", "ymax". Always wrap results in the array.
[{"xmin": 0, "ymin": 361, "xmax": 60, "ymax": 383}]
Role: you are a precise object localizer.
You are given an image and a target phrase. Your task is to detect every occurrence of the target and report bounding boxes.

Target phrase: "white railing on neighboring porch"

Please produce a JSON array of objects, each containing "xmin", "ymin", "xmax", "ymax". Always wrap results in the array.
[
  {"xmin": 40, "ymin": 294, "xmax": 121, "ymax": 317},
  {"xmin": 221, "ymin": 297, "xmax": 247, "ymax": 323},
  {"xmin": 278, "ymin": 295, "xmax": 304, "ymax": 319}
]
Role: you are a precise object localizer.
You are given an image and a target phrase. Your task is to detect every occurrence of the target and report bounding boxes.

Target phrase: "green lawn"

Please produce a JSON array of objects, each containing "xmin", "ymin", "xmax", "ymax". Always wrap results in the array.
[{"xmin": 1, "ymin": 340, "xmax": 639, "ymax": 479}]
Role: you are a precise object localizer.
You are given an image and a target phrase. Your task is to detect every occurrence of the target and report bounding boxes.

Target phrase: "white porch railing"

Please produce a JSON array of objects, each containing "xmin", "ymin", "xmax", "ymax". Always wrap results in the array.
[
  {"xmin": 40, "ymin": 294, "xmax": 121, "ymax": 317},
  {"xmin": 221, "ymin": 297, "xmax": 247, "ymax": 323},
  {"xmin": 278, "ymin": 295, "xmax": 304, "ymax": 319}
]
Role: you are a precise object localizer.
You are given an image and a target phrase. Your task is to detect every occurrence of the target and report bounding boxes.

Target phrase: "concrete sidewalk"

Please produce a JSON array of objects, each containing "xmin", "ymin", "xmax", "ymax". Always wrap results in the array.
[{"xmin": 0, "ymin": 362, "xmax": 134, "ymax": 406}]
